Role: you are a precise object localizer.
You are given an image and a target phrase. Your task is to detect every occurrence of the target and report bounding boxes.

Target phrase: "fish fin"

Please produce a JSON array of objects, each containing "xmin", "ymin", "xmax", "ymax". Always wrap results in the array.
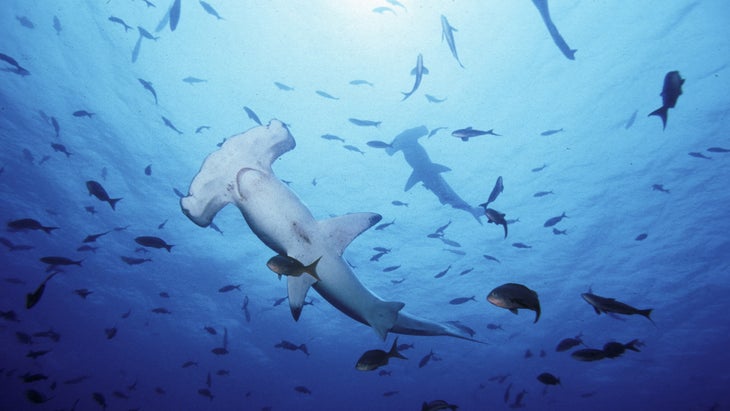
[
  {"xmin": 389, "ymin": 337, "xmax": 407, "ymax": 360},
  {"xmin": 509, "ymin": 308, "xmax": 519, "ymax": 315},
  {"xmin": 367, "ymin": 301, "xmax": 405, "ymax": 340},
  {"xmin": 318, "ymin": 213, "xmax": 382, "ymax": 256},
  {"xmin": 648, "ymin": 106, "xmax": 668, "ymax": 130},
  {"xmin": 109, "ymin": 198, "xmax": 123, "ymax": 210},
  {"xmin": 593, "ymin": 306, "xmax": 601, "ymax": 315},
  {"xmin": 304, "ymin": 256, "xmax": 322, "ymax": 281},
  {"xmin": 404, "ymin": 170, "xmax": 422, "ymax": 191},
  {"xmin": 287, "ymin": 275, "xmax": 317, "ymax": 321},
  {"xmin": 639, "ymin": 308, "xmax": 655, "ymax": 324},
  {"xmin": 431, "ymin": 163, "xmax": 451, "ymax": 173},
  {"xmin": 422, "ymin": 66, "xmax": 429, "ymax": 75}
]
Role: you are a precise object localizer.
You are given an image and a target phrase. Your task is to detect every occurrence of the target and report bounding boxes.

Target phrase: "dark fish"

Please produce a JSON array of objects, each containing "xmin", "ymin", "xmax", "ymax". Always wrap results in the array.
[
  {"xmin": 169, "ymin": 0, "xmax": 182, "ymax": 30},
  {"xmin": 427, "ymin": 127, "xmax": 448, "ymax": 138},
  {"xmin": 387, "ymin": 0, "xmax": 407, "ymax": 11},
  {"xmin": 112, "ymin": 390, "xmax": 129, "ymax": 399},
  {"xmin": 50, "ymin": 116, "xmax": 60, "ymax": 137},
  {"xmin": 26, "ymin": 272, "xmax": 58, "ymax": 309},
  {"xmin": 440, "ymin": 15, "xmax": 463, "ymax": 68},
  {"xmin": 635, "ymin": 233, "xmax": 648, "ymax": 241},
  {"xmin": 449, "ymin": 296, "xmax": 475, "ymax": 305},
  {"xmin": 21, "ymin": 373, "xmax": 49, "ymax": 383},
  {"xmin": 512, "ymin": 242, "xmax": 532, "ymax": 249},
  {"xmin": 707, "ymin": 147, "xmax": 730, "ymax": 153},
  {"xmin": 51, "ymin": 143, "xmax": 72, "ymax": 157},
  {"xmin": 581, "ymin": 291, "xmax": 654, "ymax": 323},
  {"xmin": 321, "ymin": 134, "xmax": 345, "ymax": 142},
  {"xmin": 121, "ymin": 309, "xmax": 131, "ymax": 318},
  {"xmin": 161, "ymin": 116, "xmax": 183, "ymax": 134},
  {"xmin": 537, "ymin": 372, "xmax": 560, "ymax": 386},
  {"xmin": 649, "ymin": 71, "xmax": 684, "ymax": 130},
  {"xmin": 383, "ymin": 265, "xmax": 401, "ymax": 272},
  {"xmin": 273, "ymin": 296, "xmax": 288, "ymax": 306},
  {"xmin": 134, "ymin": 236, "xmax": 174, "ymax": 252},
  {"xmin": 195, "ymin": 125, "xmax": 211, "ymax": 133},
  {"xmin": 275, "ymin": 340, "xmax": 310, "ymax": 356},
  {"xmin": 625, "ymin": 110, "xmax": 638, "ymax": 129},
  {"xmin": 32, "ymin": 329, "xmax": 60, "ymax": 342},
  {"xmin": 443, "ymin": 248, "xmax": 466, "ymax": 256},
  {"xmin": 4, "ymin": 277, "xmax": 26, "ymax": 284},
  {"xmin": 383, "ymin": 390, "xmax": 399, "ymax": 397},
  {"xmin": 83, "ymin": 231, "xmax": 111, "ymax": 243},
  {"xmin": 458, "ymin": 268, "xmax": 474, "ymax": 276},
  {"xmin": 480, "ymin": 176, "xmax": 504, "ymax": 208},
  {"xmin": 151, "ymin": 307, "xmax": 171, "ymax": 314},
  {"xmin": 74, "ymin": 289, "xmax": 93, "ymax": 299},
  {"xmin": 446, "ymin": 321, "xmax": 475, "ymax": 337},
  {"xmin": 483, "ymin": 208, "xmax": 508, "ymax": 238},
  {"xmin": 422, "ymin": 399, "xmax": 458, "ymax": 411},
  {"xmin": 524, "ymin": 349, "xmax": 533, "ymax": 358},
  {"xmin": 274, "ymin": 81, "xmax": 294, "ymax": 91},
  {"xmin": 242, "ymin": 295, "xmax": 251, "ymax": 322},
  {"xmin": 84, "ymin": 206, "xmax": 97, "ymax": 215},
  {"xmin": 25, "ymin": 389, "xmax": 50, "ymax": 404},
  {"xmin": 7, "ymin": 218, "xmax": 58, "ymax": 234},
  {"xmin": 367, "ymin": 140, "xmax": 392, "ymax": 149},
  {"xmin": 109, "ymin": 16, "xmax": 132, "ymax": 31},
  {"xmin": 391, "ymin": 200, "xmax": 408, "ymax": 207},
  {"xmin": 434, "ymin": 265, "xmax": 451, "ymax": 278},
  {"xmin": 350, "ymin": 79, "xmax": 374, "ymax": 86},
  {"xmin": 182, "ymin": 360, "xmax": 198, "ymax": 368},
  {"xmin": 316, "ymin": 90, "xmax": 339, "ymax": 100},
  {"xmin": 349, "ymin": 118, "xmax": 381, "ymax": 127},
  {"xmin": 343, "ymin": 145, "xmax": 365, "ymax": 154},
  {"xmin": 218, "ymin": 284, "xmax": 242, "ymax": 293},
  {"xmin": 540, "ymin": 128, "xmax": 563, "ymax": 136},
  {"xmin": 486, "ymin": 323, "xmax": 503, "ymax": 330},
  {"xmin": 86, "ymin": 180, "xmax": 122, "ymax": 210},
  {"xmin": 173, "ymin": 187, "xmax": 186, "ymax": 198},
  {"xmin": 73, "ymin": 110, "xmax": 94, "ymax": 118},
  {"xmin": 487, "ymin": 283, "xmax": 541, "ymax": 323},
  {"xmin": 532, "ymin": 164, "xmax": 547, "ymax": 172},
  {"xmin": 121, "ymin": 256, "xmax": 152, "ymax": 265},
  {"xmin": 26, "ymin": 349, "xmax": 52, "ymax": 359},
  {"xmin": 159, "ymin": 291, "xmax": 170, "ymax": 298},
  {"xmin": 451, "ymin": 127, "xmax": 500, "ymax": 141},
  {"xmin": 571, "ymin": 348, "xmax": 606, "ymax": 362},
  {"xmin": 397, "ymin": 342, "xmax": 414, "ymax": 351},
  {"xmin": 543, "ymin": 212, "xmax": 567, "ymax": 227},
  {"xmin": 651, "ymin": 184, "xmax": 670, "ymax": 193},
  {"xmin": 689, "ymin": 152, "xmax": 711, "ymax": 160},
  {"xmin": 92, "ymin": 392, "xmax": 107, "ymax": 409},
  {"xmin": 198, "ymin": 388, "xmax": 214, "ymax": 401},
  {"xmin": 138, "ymin": 78, "xmax": 158, "ymax": 104},
  {"xmin": 0, "ymin": 52, "xmax": 30, "ymax": 76},
  {"xmin": 375, "ymin": 219, "xmax": 395, "ymax": 230},
  {"xmin": 243, "ymin": 106, "xmax": 262, "ymax": 125},
  {"xmin": 204, "ymin": 326, "xmax": 217, "ymax": 335},
  {"xmin": 216, "ymin": 369, "xmax": 230, "ymax": 376},
  {"xmin": 199, "ymin": 1, "xmax": 224, "ymax": 19},
  {"xmin": 294, "ymin": 386, "xmax": 311, "ymax": 394},
  {"xmin": 40, "ymin": 256, "xmax": 82, "ymax": 266},
  {"xmin": 391, "ymin": 278, "xmax": 406, "ymax": 284},
  {"xmin": 402, "ymin": 54, "xmax": 428, "ymax": 100},
  {"xmin": 1, "ymin": 309, "xmax": 20, "ymax": 322},
  {"xmin": 603, "ymin": 339, "xmax": 642, "ymax": 358},
  {"xmin": 556, "ymin": 334, "xmax": 583, "ymax": 352},
  {"xmin": 105, "ymin": 326, "xmax": 117, "ymax": 339},
  {"xmin": 483, "ymin": 254, "xmax": 501, "ymax": 263},
  {"xmin": 16, "ymin": 331, "xmax": 33, "ymax": 344},
  {"xmin": 418, "ymin": 350, "xmax": 439, "ymax": 368},
  {"xmin": 53, "ymin": 16, "xmax": 62, "ymax": 35},
  {"xmin": 356, "ymin": 338, "xmax": 406, "ymax": 371},
  {"xmin": 182, "ymin": 76, "xmax": 206, "ymax": 84},
  {"xmin": 533, "ymin": 190, "xmax": 554, "ymax": 197},
  {"xmin": 504, "ymin": 383, "xmax": 512, "ymax": 403},
  {"xmin": 266, "ymin": 255, "xmax": 321, "ymax": 281},
  {"xmin": 16, "ymin": 15, "xmax": 35, "ymax": 28},
  {"xmin": 158, "ymin": 219, "xmax": 168, "ymax": 229}
]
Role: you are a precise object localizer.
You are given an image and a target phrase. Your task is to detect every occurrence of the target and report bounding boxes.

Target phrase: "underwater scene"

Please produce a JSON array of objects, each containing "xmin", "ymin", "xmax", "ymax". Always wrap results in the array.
[{"xmin": 1, "ymin": 0, "xmax": 729, "ymax": 410}]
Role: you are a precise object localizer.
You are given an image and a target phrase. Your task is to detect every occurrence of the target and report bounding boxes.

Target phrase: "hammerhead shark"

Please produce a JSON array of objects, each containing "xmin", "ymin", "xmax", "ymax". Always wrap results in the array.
[
  {"xmin": 385, "ymin": 126, "xmax": 483, "ymax": 222},
  {"xmin": 180, "ymin": 120, "xmax": 477, "ymax": 341}
]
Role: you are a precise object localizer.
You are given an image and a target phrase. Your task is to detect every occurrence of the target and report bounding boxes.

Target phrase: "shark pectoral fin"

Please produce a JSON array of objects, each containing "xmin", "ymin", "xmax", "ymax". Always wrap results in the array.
[
  {"xmin": 431, "ymin": 163, "xmax": 451, "ymax": 173},
  {"xmin": 404, "ymin": 170, "xmax": 422, "ymax": 191},
  {"xmin": 367, "ymin": 301, "xmax": 405, "ymax": 340},
  {"xmin": 593, "ymin": 307, "xmax": 601, "ymax": 315},
  {"xmin": 287, "ymin": 275, "xmax": 317, "ymax": 321},
  {"xmin": 319, "ymin": 213, "xmax": 383, "ymax": 256}
]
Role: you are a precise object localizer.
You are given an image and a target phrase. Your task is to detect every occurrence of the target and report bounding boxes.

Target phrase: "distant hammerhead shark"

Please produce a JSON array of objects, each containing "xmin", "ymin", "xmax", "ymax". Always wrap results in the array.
[
  {"xmin": 385, "ymin": 126, "xmax": 483, "ymax": 222},
  {"xmin": 531, "ymin": 0, "xmax": 577, "ymax": 60},
  {"xmin": 180, "ymin": 120, "xmax": 477, "ymax": 342}
]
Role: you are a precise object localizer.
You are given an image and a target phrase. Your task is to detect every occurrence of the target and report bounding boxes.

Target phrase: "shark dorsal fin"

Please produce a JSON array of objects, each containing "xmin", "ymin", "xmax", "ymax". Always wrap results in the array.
[
  {"xmin": 287, "ymin": 275, "xmax": 317, "ymax": 321},
  {"xmin": 318, "ymin": 213, "xmax": 382, "ymax": 256}
]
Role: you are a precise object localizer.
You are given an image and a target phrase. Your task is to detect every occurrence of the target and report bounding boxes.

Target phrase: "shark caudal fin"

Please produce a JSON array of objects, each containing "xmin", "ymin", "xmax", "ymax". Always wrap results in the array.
[
  {"xmin": 287, "ymin": 275, "xmax": 318, "ymax": 321},
  {"xmin": 318, "ymin": 213, "xmax": 382, "ymax": 256}
]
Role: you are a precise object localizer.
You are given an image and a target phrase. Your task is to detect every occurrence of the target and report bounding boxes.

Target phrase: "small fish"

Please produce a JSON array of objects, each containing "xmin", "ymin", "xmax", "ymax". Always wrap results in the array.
[
  {"xmin": 540, "ymin": 128, "xmax": 563, "ymax": 136},
  {"xmin": 484, "ymin": 208, "xmax": 508, "ymax": 239},
  {"xmin": 512, "ymin": 242, "xmax": 532, "ymax": 249},
  {"xmin": 434, "ymin": 265, "xmax": 451, "ymax": 279},
  {"xmin": 158, "ymin": 219, "xmax": 168, "ymax": 229},
  {"xmin": 504, "ymin": 383, "xmax": 512, "ymax": 403},
  {"xmin": 571, "ymin": 348, "xmax": 606, "ymax": 362},
  {"xmin": 375, "ymin": 219, "xmax": 395, "ymax": 230},
  {"xmin": 138, "ymin": 26, "xmax": 159, "ymax": 40},
  {"xmin": 383, "ymin": 265, "xmax": 401, "ymax": 272},
  {"xmin": 26, "ymin": 389, "xmax": 50, "ymax": 404},
  {"xmin": 635, "ymin": 233, "xmax": 648, "ymax": 241},
  {"xmin": 533, "ymin": 190, "xmax": 553, "ymax": 197},
  {"xmin": 198, "ymin": 388, "xmax": 214, "ymax": 401},
  {"xmin": 173, "ymin": 187, "xmax": 186, "ymax": 198},
  {"xmin": 0, "ymin": 52, "xmax": 30, "ymax": 76},
  {"xmin": 159, "ymin": 291, "xmax": 170, "ymax": 298},
  {"xmin": 294, "ymin": 386, "xmax": 311, "ymax": 394},
  {"xmin": 707, "ymin": 147, "xmax": 730, "ymax": 153},
  {"xmin": 383, "ymin": 391, "xmax": 399, "ymax": 397},
  {"xmin": 74, "ymin": 289, "xmax": 93, "ymax": 299},
  {"xmin": 109, "ymin": 16, "xmax": 133, "ymax": 32},
  {"xmin": 391, "ymin": 200, "xmax": 408, "ymax": 207},
  {"xmin": 649, "ymin": 71, "xmax": 684, "ymax": 130},
  {"xmin": 425, "ymin": 94, "xmax": 447, "ymax": 104},
  {"xmin": 40, "ymin": 256, "xmax": 82, "ymax": 266},
  {"xmin": 142, "ymin": 164, "xmax": 152, "ymax": 176},
  {"xmin": 524, "ymin": 349, "xmax": 533, "ymax": 358},
  {"xmin": 134, "ymin": 236, "xmax": 174, "ymax": 252},
  {"xmin": 26, "ymin": 274, "xmax": 54, "ymax": 309},
  {"xmin": 350, "ymin": 79, "xmax": 374, "ymax": 86},
  {"xmin": 83, "ymin": 231, "xmax": 110, "ymax": 243},
  {"xmin": 182, "ymin": 360, "xmax": 198, "ymax": 368},
  {"xmin": 138, "ymin": 78, "xmax": 158, "ymax": 104},
  {"xmin": 356, "ymin": 338, "xmax": 406, "ymax": 371},
  {"xmin": 556, "ymin": 334, "xmax": 583, "ymax": 352},
  {"xmin": 16, "ymin": 15, "xmax": 35, "ymax": 29},
  {"xmin": 372, "ymin": 6, "xmax": 395, "ymax": 14},
  {"xmin": 199, "ymin": 1, "xmax": 224, "ymax": 19},
  {"xmin": 349, "ymin": 118, "xmax": 381, "ymax": 127},
  {"xmin": 386, "ymin": 0, "xmax": 407, "ymax": 11},
  {"xmin": 689, "ymin": 152, "xmax": 711, "ymax": 160},
  {"xmin": 452, "ymin": 127, "xmax": 501, "ymax": 141},
  {"xmin": 343, "ymin": 145, "xmax": 365, "ymax": 155},
  {"xmin": 266, "ymin": 255, "xmax": 321, "ymax": 281},
  {"xmin": 537, "ymin": 372, "xmax": 560, "ymax": 386},
  {"xmin": 443, "ymin": 248, "xmax": 465, "ymax": 256},
  {"xmin": 402, "ymin": 54, "xmax": 428, "ymax": 101},
  {"xmin": 218, "ymin": 284, "xmax": 242, "ymax": 293},
  {"xmin": 50, "ymin": 117, "xmax": 60, "ymax": 137},
  {"xmin": 316, "ymin": 90, "xmax": 339, "ymax": 100},
  {"xmin": 105, "ymin": 326, "xmax": 117, "ymax": 339},
  {"xmin": 53, "ymin": 16, "xmax": 62, "ymax": 35},
  {"xmin": 651, "ymin": 184, "xmax": 670, "ymax": 193},
  {"xmin": 182, "ymin": 76, "xmax": 206, "ymax": 84},
  {"xmin": 625, "ymin": 110, "xmax": 638, "ymax": 129},
  {"xmin": 321, "ymin": 134, "xmax": 345, "ymax": 142},
  {"xmin": 391, "ymin": 278, "xmax": 405, "ymax": 284},
  {"xmin": 92, "ymin": 392, "xmax": 107, "ymax": 409},
  {"xmin": 422, "ymin": 400, "xmax": 458, "ymax": 411},
  {"xmin": 449, "ymin": 296, "xmax": 476, "ymax": 305},
  {"xmin": 169, "ymin": 0, "xmax": 181, "ymax": 31},
  {"xmin": 552, "ymin": 228, "xmax": 567, "ymax": 235},
  {"xmin": 73, "ymin": 110, "xmax": 94, "ymax": 118},
  {"xmin": 275, "ymin": 340, "xmax": 310, "ymax": 356},
  {"xmin": 7, "ymin": 218, "xmax": 58, "ymax": 234},
  {"xmin": 543, "ymin": 212, "xmax": 567, "ymax": 227},
  {"xmin": 483, "ymin": 254, "xmax": 500, "ymax": 263},
  {"xmin": 458, "ymin": 268, "xmax": 473, "ymax": 276},
  {"xmin": 602, "ymin": 339, "xmax": 642, "ymax": 358},
  {"xmin": 86, "ymin": 180, "xmax": 122, "ymax": 210},
  {"xmin": 440, "ymin": 15, "xmax": 464, "ymax": 68},
  {"xmin": 418, "ymin": 350, "xmax": 438, "ymax": 368},
  {"xmin": 581, "ymin": 291, "xmax": 654, "ymax": 323},
  {"xmin": 274, "ymin": 81, "xmax": 294, "ymax": 91},
  {"xmin": 26, "ymin": 349, "xmax": 52, "ymax": 359},
  {"xmin": 161, "ymin": 116, "xmax": 183, "ymax": 135},
  {"xmin": 487, "ymin": 283, "xmax": 541, "ymax": 323},
  {"xmin": 486, "ymin": 323, "xmax": 503, "ymax": 331},
  {"xmin": 151, "ymin": 307, "xmax": 172, "ymax": 314},
  {"xmin": 480, "ymin": 176, "xmax": 504, "ymax": 208},
  {"xmin": 243, "ymin": 106, "xmax": 262, "ymax": 125},
  {"xmin": 531, "ymin": 164, "xmax": 548, "ymax": 172},
  {"xmin": 195, "ymin": 125, "xmax": 211, "ymax": 133},
  {"xmin": 367, "ymin": 140, "xmax": 392, "ymax": 149},
  {"xmin": 121, "ymin": 256, "xmax": 152, "ymax": 265}
]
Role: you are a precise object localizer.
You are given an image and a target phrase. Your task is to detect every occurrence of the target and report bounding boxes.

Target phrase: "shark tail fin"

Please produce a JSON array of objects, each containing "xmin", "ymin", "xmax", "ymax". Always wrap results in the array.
[
  {"xmin": 369, "ymin": 301, "xmax": 405, "ymax": 340},
  {"xmin": 318, "ymin": 213, "xmax": 382, "ymax": 256}
]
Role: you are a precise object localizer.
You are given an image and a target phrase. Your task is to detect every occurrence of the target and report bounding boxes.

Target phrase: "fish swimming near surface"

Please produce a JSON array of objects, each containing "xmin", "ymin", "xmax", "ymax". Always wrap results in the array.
[
  {"xmin": 440, "ymin": 15, "xmax": 464, "ymax": 68},
  {"xmin": 53, "ymin": 16, "xmax": 62, "ymax": 35},
  {"xmin": 402, "ymin": 54, "xmax": 428, "ymax": 101},
  {"xmin": 50, "ymin": 117, "xmax": 60, "ymax": 137},
  {"xmin": 449, "ymin": 296, "xmax": 476, "ymax": 305},
  {"xmin": 145, "ymin": 164, "xmax": 153, "ymax": 176},
  {"xmin": 161, "ymin": 116, "xmax": 184, "ymax": 134},
  {"xmin": 540, "ymin": 128, "xmax": 563, "ymax": 136},
  {"xmin": 196, "ymin": 125, "xmax": 211, "ymax": 134},
  {"xmin": 480, "ymin": 176, "xmax": 504, "ymax": 208},
  {"xmin": 487, "ymin": 283, "xmax": 541, "ymax": 323},
  {"xmin": 452, "ymin": 127, "xmax": 501, "ymax": 142},
  {"xmin": 581, "ymin": 290, "xmax": 654, "ymax": 323},
  {"xmin": 530, "ymin": 0, "xmax": 577, "ymax": 60},
  {"xmin": 422, "ymin": 400, "xmax": 458, "ymax": 411},
  {"xmin": 182, "ymin": 76, "xmax": 207, "ymax": 84},
  {"xmin": 350, "ymin": 79, "xmax": 374, "ymax": 86},
  {"xmin": 83, "ymin": 231, "xmax": 110, "ymax": 243},
  {"xmin": 243, "ymin": 106, "xmax": 262, "ymax": 125},
  {"xmin": 367, "ymin": 140, "xmax": 392, "ymax": 149},
  {"xmin": 86, "ymin": 180, "xmax": 122, "ymax": 210},
  {"xmin": 373, "ymin": 6, "xmax": 395, "ymax": 15},
  {"xmin": 649, "ymin": 71, "xmax": 685, "ymax": 130},
  {"xmin": 109, "ymin": 16, "xmax": 132, "ymax": 32},
  {"xmin": 16, "ymin": 15, "xmax": 34, "ymax": 29},
  {"xmin": 556, "ymin": 334, "xmax": 583, "ymax": 351},
  {"xmin": 543, "ymin": 212, "xmax": 567, "ymax": 227},
  {"xmin": 349, "ymin": 118, "xmax": 381, "ymax": 127},
  {"xmin": 138, "ymin": 78, "xmax": 158, "ymax": 104},
  {"xmin": 218, "ymin": 284, "xmax": 242, "ymax": 293},
  {"xmin": 483, "ymin": 208, "xmax": 508, "ymax": 238},
  {"xmin": 181, "ymin": 120, "xmax": 481, "ymax": 341},
  {"xmin": 7, "ymin": 218, "xmax": 58, "ymax": 234},
  {"xmin": 321, "ymin": 134, "xmax": 345, "ymax": 142},
  {"xmin": 274, "ymin": 81, "xmax": 294, "ymax": 91},
  {"xmin": 169, "ymin": 0, "xmax": 181, "ymax": 31},
  {"xmin": 385, "ymin": 126, "xmax": 483, "ymax": 222},
  {"xmin": 50, "ymin": 143, "xmax": 72, "ymax": 157},
  {"xmin": 0, "ymin": 52, "xmax": 30, "ymax": 76},
  {"xmin": 266, "ymin": 255, "xmax": 321, "ymax": 281},
  {"xmin": 425, "ymin": 95, "xmax": 447, "ymax": 103},
  {"xmin": 356, "ymin": 337, "xmax": 407, "ymax": 371},
  {"xmin": 134, "ymin": 236, "xmax": 174, "ymax": 252},
  {"xmin": 316, "ymin": 90, "xmax": 339, "ymax": 100},
  {"xmin": 73, "ymin": 110, "xmax": 94, "ymax": 118},
  {"xmin": 199, "ymin": 1, "xmax": 224, "ymax": 19}
]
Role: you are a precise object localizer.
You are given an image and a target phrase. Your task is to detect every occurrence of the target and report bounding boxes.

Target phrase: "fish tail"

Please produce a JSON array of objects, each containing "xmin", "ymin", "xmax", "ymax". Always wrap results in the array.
[
  {"xmin": 108, "ymin": 198, "xmax": 123, "ymax": 210},
  {"xmin": 401, "ymin": 92, "xmax": 411, "ymax": 101},
  {"xmin": 165, "ymin": 244, "xmax": 174, "ymax": 252},
  {"xmin": 389, "ymin": 338, "xmax": 407, "ymax": 360},
  {"xmin": 41, "ymin": 226, "xmax": 59, "ymax": 234},
  {"xmin": 648, "ymin": 106, "xmax": 668, "ymax": 130},
  {"xmin": 305, "ymin": 256, "xmax": 322, "ymax": 281},
  {"xmin": 639, "ymin": 308, "xmax": 654, "ymax": 324},
  {"xmin": 625, "ymin": 339, "xmax": 642, "ymax": 352}
]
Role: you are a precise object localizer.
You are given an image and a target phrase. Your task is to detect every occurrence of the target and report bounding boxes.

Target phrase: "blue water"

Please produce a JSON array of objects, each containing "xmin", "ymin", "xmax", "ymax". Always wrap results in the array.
[{"xmin": 1, "ymin": 1, "xmax": 729, "ymax": 410}]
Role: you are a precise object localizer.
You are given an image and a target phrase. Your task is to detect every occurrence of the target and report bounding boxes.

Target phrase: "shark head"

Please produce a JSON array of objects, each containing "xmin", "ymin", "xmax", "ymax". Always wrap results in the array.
[{"xmin": 181, "ymin": 119, "xmax": 295, "ymax": 227}]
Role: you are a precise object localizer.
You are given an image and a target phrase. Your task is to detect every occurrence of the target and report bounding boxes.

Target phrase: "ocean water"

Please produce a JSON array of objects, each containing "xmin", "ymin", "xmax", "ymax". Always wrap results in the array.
[{"xmin": 1, "ymin": 0, "xmax": 729, "ymax": 410}]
